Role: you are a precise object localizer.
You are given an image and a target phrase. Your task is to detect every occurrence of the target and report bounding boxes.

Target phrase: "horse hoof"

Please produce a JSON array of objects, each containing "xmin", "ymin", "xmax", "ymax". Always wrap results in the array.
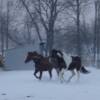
[{"xmin": 39, "ymin": 77, "xmax": 41, "ymax": 80}]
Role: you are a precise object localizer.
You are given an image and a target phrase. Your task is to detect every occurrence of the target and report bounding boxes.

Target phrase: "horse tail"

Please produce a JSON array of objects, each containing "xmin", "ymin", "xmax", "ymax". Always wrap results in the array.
[{"xmin": 80, "ymin": 66, "xmax": 90, "ymax": 74}]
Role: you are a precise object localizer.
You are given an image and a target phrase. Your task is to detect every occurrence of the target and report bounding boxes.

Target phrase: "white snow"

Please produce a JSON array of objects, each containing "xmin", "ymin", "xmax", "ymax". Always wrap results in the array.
[{"xmin": 0, "ymin": 67, "xmax": 100, "ymax": 100}]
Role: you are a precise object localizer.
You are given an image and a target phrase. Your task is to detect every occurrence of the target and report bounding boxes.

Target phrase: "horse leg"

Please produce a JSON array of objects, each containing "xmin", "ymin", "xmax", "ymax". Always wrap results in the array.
[
  {"xmin": 39, "ymin": 71, "xmax": 42, "ymax": 80},
  {"xmin": 67, "ymin": 70, "xmax": 75, "ymax": 82},
  {"xmin": 34, "ymin": 69, "xmax": 39, "ymax": 79},
  {"xmin": 56, "ymin": 68, "xmax": 60, "ymax": 76},
  {"xmin": 76, "ymin": 70, "xmax": 80, "ymax": 81},
  {"xmin": 59, "ymin": 69, "xmax": 65, "ymax": 83},
  {"xmin": 48, "ymin": 69, "xmax": 52, "ymax": 79}
]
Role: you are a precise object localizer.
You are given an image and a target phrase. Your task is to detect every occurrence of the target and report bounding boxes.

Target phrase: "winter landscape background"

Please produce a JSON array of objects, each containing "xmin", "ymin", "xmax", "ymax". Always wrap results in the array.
[{"xmin": 0, "ymin": 0, "xmax": 100, "ymax": 100}]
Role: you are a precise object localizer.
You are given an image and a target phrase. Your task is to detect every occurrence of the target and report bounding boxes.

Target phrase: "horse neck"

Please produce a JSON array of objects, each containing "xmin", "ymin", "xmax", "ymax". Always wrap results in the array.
[
  {"xmin": 72, "ymin": 60, "xmax": 81, "ymax": 64},
  {"xmin": 33, "ymin": 60, "xmax": 42, "ymax": 69},
  {"xmin": 32, "ymin": 58, "xmax": 39, "ymax": 64}
]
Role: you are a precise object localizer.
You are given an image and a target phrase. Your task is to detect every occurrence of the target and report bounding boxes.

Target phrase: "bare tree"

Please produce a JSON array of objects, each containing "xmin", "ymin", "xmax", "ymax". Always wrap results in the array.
[
  {"xmin": 94, "ymin": 0, "xmax": 100, "ymax": 68},
  {"xmin": 6, "ymin": 0, "xmax": 30, "ymax": 47},
  {"xmin": 20, "ymin": 0, "xmax": 42, "ymax": 42},
  {"xmin": 19, "ymin": 0, "xmax": 67, "ymax": 55},
  {"xmin": 0, "ymin": 0, "xmax": 4, "ymax": 56},
  {"xmin": 6, "ymin": 1, "xmax": 11, "ymax": 50},
  {"xmin": 76, "ymin": 0, "xmax": 81, "ymax": 56},
  {"xmin": 66, "ymin": 0, "xmax": 91, "ymax": 56},
  {"xmin": 32, "ymin": 0, "xmax": 67, "ymax": 54},
  {"xmin": 24, "ymin": 15, "xmax": 32, "ymax": 44},
  {"xmin": 94, "ymin": 0, "xmax": 98, "ymax": 67}
]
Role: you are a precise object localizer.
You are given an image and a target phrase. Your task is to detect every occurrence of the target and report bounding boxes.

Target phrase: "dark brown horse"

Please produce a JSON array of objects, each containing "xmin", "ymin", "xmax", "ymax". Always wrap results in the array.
[
  {"xmin": 25, "ymin": 51, "xmax": 53, "ymax": 80},
  {"xmin": 25, "ymin": 50, "xmax": 89, "ymax": 82}
]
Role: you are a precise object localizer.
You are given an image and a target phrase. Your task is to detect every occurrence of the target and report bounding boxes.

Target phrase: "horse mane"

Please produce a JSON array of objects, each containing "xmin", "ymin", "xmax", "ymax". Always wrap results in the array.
[{"xmin": 51, "ymin": 49, "xmax": 63, "ymax": 58}]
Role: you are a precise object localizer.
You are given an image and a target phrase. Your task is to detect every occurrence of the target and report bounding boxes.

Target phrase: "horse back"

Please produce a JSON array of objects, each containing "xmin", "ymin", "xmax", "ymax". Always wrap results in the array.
[{"xmin": 39, "ymin": 57, "xmax": 52, "ymax": 67}]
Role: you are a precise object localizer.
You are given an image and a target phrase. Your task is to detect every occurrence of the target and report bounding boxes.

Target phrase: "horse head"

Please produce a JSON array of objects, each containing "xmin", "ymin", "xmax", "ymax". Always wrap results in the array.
[
  {"xmin": 25, "ymin": 52, "xmax": 34, "ymax": 63},
  {"xmin": 25, "ymin": 51, "xmax": 43, "ymax": 63},
  {"xmin": 71, "ymin": 56, "xmax": 81, "ymax": 62}
]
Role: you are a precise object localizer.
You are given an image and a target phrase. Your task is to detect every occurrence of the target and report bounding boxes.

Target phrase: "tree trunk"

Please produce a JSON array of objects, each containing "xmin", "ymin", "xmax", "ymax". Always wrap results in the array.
[
  {"xmin": 94, "ymin": 1, "xmax": 98, "ymax": 67},
  {"xmin": 6, "ymin": 1, "xmax": 10, "ymax": 50},
  {"xmin": 0, "ymin": 0, "xmax": 4, "ymax": 57},
  {"xmin": 76, "ymin": 0, "xmax": 81, "ymax": 56},
  {"xmin": 97, "ymin": 1, "xmax": 100, "ymax": 68},
  {"xmin": 95, "ymin": 0, "xmax": 100, "ymax": 68},
  {"xmin": 46, "ymin": 29, "xmax": 54, "ymax": 56}
]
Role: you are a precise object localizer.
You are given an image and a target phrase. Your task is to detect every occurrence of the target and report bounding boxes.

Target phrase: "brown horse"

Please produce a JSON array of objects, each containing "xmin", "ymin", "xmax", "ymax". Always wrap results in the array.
[{"xmin": 25, "ymin": 51, "xmax": 53, "ymax": 80}]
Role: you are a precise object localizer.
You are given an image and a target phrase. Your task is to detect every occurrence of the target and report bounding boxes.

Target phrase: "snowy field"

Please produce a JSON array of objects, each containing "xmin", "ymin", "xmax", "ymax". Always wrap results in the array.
[{"xmin": 0, "ymin": 67, "xmax": 100, "ymax": 100}]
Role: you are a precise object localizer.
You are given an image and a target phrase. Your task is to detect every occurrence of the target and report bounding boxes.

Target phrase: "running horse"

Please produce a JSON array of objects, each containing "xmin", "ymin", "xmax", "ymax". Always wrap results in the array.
[
  {"xmin": 51, "ymin": 49, "xmax": 90, "ymax": 82},
  {"xmin": 67, "ymin": 56, "xmax": 90, "ymax": 82},
  {"xmin": 25, "ymin": 51, "xmax": 53, "ymax": 80},
  {"xmin": 50, "ymin": 49, "xmax": 67, "ymax": 82}
]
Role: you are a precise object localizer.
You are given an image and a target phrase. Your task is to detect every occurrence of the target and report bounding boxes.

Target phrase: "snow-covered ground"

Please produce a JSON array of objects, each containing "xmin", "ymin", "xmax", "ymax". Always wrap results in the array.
[{"xmin": 0, "ymin": 67, "xmax": 100, "ymax": 100}]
